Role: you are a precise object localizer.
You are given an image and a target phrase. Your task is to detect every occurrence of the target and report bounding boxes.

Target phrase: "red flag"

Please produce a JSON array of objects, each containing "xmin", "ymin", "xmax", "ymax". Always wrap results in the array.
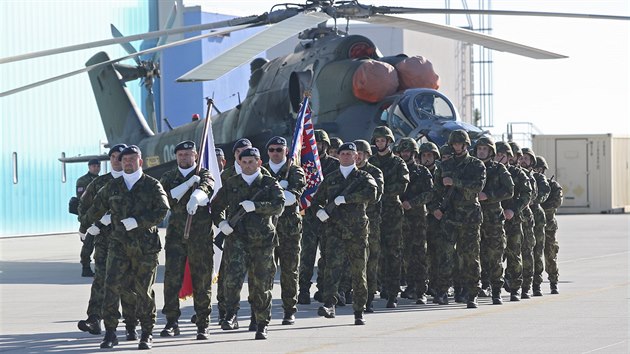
[{"xmin": 178, "ymin": 259, "xmax": 193, "ymax": 299}]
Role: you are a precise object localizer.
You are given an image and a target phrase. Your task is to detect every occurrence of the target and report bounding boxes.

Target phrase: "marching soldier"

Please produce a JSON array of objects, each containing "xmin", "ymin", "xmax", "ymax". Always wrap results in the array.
[
  {"xmin": 211, "ymin": 147, "xmax": 285, "ymax": 340},
  {"xmin": 398, "ymin": 138, "xmax": 433, "ymax": 304},
  {"xmin": 419, "ymin": 142, "xmax": 441, "ymax": 300},
  {"xmin": 368, "ymin": 126, "xmax": 409, "ymax": 308},
  {"xmin": 263, "ymin": 136, "xmax": 307, "ymax": 325},
  {"xmin": 314, "ymin": 142, "xmax": 377, "ymax": 325},
  {"xmin": 77, "ymin": 158, "xmax": 101, "ymax": 277},
  {"xmin": 77, "ymin": 144, "xmax": 138, "ymax": 339},
  {"xmin": 428, "ymin": 130, "xmax": 486, "ymax": 308},
  {"xmin": 354, "ymin": 139, "xmax": 384, "ymax": 312},
  {"xmin": 159, "ymin": 141, "xmax": 215, "ymax": 340},
  {"xmin": 536, "ymin": 156, "xmax": 563, "ymax": 294},
  {"xmin": 473, "ymin": 137, "xmax": 514, "ymax": 304},
  {"xmin": 495, "ymin": 141, "xmax": 531, "ymax": 302},
  {"xmin": 86, "ymin": 145, "xmax": 169, "ymax": 349}
]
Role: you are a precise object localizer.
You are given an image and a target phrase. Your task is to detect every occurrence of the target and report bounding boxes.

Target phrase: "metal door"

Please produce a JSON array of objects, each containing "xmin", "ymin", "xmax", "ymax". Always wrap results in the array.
[{"xmin": 555, "ymin": 139, "xmax": 589, "ymax": 208}]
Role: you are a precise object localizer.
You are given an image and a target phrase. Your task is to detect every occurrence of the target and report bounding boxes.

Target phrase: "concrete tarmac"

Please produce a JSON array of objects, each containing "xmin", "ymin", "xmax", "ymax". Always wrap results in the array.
[{"xmin": 1, "ymin": 214, "xmax": 628, "ymax": 353}]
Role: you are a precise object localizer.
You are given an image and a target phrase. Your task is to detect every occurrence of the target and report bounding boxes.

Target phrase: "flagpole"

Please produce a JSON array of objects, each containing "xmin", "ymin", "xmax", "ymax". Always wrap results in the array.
[
  {"xmin": 184, "ymin": 97, "xmax": 214, "ymax": 239},
  {"xmin": 285, "ymin": 92, "xmax": 310, "ymax": 180}
]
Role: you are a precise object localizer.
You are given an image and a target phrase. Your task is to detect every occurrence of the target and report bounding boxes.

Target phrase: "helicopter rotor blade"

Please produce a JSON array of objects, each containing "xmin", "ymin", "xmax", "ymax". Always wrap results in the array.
[
  {"xmin": 362, "ymin": 14, "xmax": 567, "ymax": 59},
  {"xmin": 110, "ymin": 24, "xmax": 141, "ymax": 65},
  {"xmin": 0, "ymin": 24, "xmax": 255, "ymax": 97},
  {"xmin": 372, "ymin": 7, "xmax": 630, "ymax": 21},
  {"xmin": 177, "ymin": 11, "xmax": 331, "ymax": 82},
  {"xmin": 146, "ymin": 88, "xmax": 158, "ymax": 133},
  {"xmin": 151, "ymin": 2, "xmax": 179, "ymax": 63},
  {"xmin": 0, "ymin": 15, "xmax": 263, "ymax": 65}
]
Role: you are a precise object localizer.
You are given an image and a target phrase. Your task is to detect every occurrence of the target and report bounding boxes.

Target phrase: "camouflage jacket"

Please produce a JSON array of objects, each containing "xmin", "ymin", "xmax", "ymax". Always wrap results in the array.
[
  {"xmin": 533, "ymin": 171, "xmax": 551, "ymax": 205},
  {"xmin": 369, "ymin": 151, "xmax": 409, "ymax": 203},
  {"xmin": 211, "ymin": 172, "xmax": 284, "ymax": 244},
  {"xmin": 358, "ymin": 162, "xmax": 384, "ymax": 220},
  {"xmin": 78, "ymin": 172, "xmax": 115, "ymax": 233},
  {"xmin": 402, "ymin": 161, "xmax": 434, "ymax": 216},
  {"xmin": 86, "ymin": 173, "xmax": 169, "ymax": 252},
  {"xmin": 313, "ymin": 167, "xmax": 377, "ymax": 236},
  {"xmin": 480, "ymin": 160, "xmax": 514, "ymax": 223},
  {"xmin": 160, "ymin": 167, "xmax": 215, "ymax": 238},
  {"xmin": 524, "ymin": 169, "xmax": 538, "ymax": 206},
  {"xmin": 541, "ymin": 177, "xmax": 563, "ymax": 213},
  {"xmin": 319, "ymin": 152, "xmax": 340, "ymax": 178},
  {"xmin": 76, "ymin": 172, "xmax": 98, "ymax": 198},
  {"xmin": 263, "ymin": 162, "xmax": 306, "ymax": 217},
  {"xmin": 501, "ymin": 165, "xmax": 532, "ymax": 221}
]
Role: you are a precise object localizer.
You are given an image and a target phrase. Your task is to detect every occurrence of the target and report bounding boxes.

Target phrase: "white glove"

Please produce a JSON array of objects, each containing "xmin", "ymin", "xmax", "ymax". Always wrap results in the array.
[
  {"xmin": 185, "ymin": 175, "xmax": 201, "ymax": 187},
  {"xmin": 87, "ymin": 224, "xmax": 101, "ymax": 236},
  {"xmin": 283, "ymin": 190, "xmax": 297, "ymax": 206},
  {"xmin": 121, "ymin": 217, "xmax": 138, "ymax": 231},
  {"xmin": 187, "ymin": 189, "xmax": 209, "ymax": 215},
  {"xmin": 316, "ymin": 209, "xmax": 330, "ymax": 222},
  {"xmin": 99, "ymin": 213, "xmax": 111, "ymax": 226},
  {"xmin": 187, "ymin": 198, "xmax": 199, "ymax": 215},
  {"xmin": 334, "ymin": 196, "xmax": 346, "ymax": 206},
  {"xmin": 279, "ymin": 180, "xmax": 289, "ymax": 189},
  {"xmin": 79, "ymin": 232, "xmax": 87, "ymax": 241},
  {"xmin": 240, "ymin": 200, "xmax": 255, "ymax": 212},
  {"xmin": 219, "ymin": 220, "xmax": 234, "ymax": 235}
]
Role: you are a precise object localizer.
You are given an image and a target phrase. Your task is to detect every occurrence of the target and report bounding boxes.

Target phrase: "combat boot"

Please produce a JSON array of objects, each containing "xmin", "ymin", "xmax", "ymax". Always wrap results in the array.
[
  {"xmin": 365, "ymin": 294, "xmax": 375, "ymax": 313},
  {"xmin": 282, "ymin": 311, "xmax": 295, "ymax": 325},
  {"xmin": 478, "ymin": 283, "xmax": 491, "ymax": 297},
  {"xmin": 159, "ymin": 320, "xmax": 180, "ymax": 337},
  {"xmin": 550, "ymin": 283, "xmax": 559, "ymax": 294},
  {"xmin": 125, "ymin": 324, "xmax": 138, "ymax": 340},
  {"xmin": 345, "ymin": 290, "xmax": 353, "ymax": 304},
  {"xmin": 492, "ymin": 289, "xmax": 503, "ymax": 305},
  {"xmin": 255, "ymin": 321, "xmax": 268, "ymax": 340},
  {"xmin": 437, "ymin": 292, "xmax": 449, "ymax": 305},
  {"xmin": 297, "ymin": 290, "xmax": 311, "ymax": 305},
  {"xmin": 386, "ymin": 296, "xmax": 398, "ymax": 308},
  {"xmin": 317, "ymin": 301, "xmax": 335, "ymax": 318},
  {"xmin": 81, "ymin": 266, "xmax": 94, "ymax": 277},
  {"xmin": 248, "ymin": 312, "xmax": 257, "ymax": 331},
  {"xmin": 354, "ymin": 311, "xmax": 365, "ymax": 325},
  {"xmin": 78, "ymin": 314, "xmax": 101, "ymax": 335},
  {"xmin": 336, "ymin": 291, "xmax": 346, "ymax": 307},
  {"xmin": 521, "ymin": 288, "xmax": 531, "ymax": 299},
  {"xmin": 415, "ymin": 293, "xmax": 428, "ymax": 305},
  {"xmin": 196, "ymin": 325, "xmax": 209, "ymax": 340},
  {"xmin": 138, "ymin": 332, "xmax": 152, "ymax": 350},
  {"xmin": 99, "ymin": 329, "xmax": 118, "ymax": 349},
  {"xmin": 466, "ymin": 294, "xmax": 478, "ymax": 309},
  {"xmin": 533, "ymin": 286, "xmax": 543, "ymax": 297},
  {"xmin": 510, "ymin": 289, "xmax": 520, "ymax": 302},
  {"xmin": 221, "ymin": 313, "xmax": 239, "ymax": 330}
]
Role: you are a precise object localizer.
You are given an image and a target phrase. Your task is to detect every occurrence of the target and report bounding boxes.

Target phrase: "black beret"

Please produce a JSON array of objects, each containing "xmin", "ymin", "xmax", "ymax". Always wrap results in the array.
[
  {"xmin": 88, "ymin": 159, "xmax": 100, "ymax": 166},
  {"xmin": 215, "ymin": 148, "xmax": 225, "ymax": 157},
  {"xmin": 337, "ymin": 142, "xmax": 357, "ymax": 153},
  {"xmin": 233, "ymin": 138, "xmax": 252, "ymax": 153},
  {"xmin": 239, "ymin": 147, "xmax": 260, "ymax": 159},
  {"xmin": 108, "ymin": 144, "xmax": 127, "ymax": 157},
  {"xmin": 118, "ymin": 145, "xmax": 141, "ymax": 161},
  {"xmin": 174, "ymin": 140, "xmax": 196, "ymax": 153},
  {"xmin": 266, "ymin": 136, "xmax": 287, "ymax": 148}
]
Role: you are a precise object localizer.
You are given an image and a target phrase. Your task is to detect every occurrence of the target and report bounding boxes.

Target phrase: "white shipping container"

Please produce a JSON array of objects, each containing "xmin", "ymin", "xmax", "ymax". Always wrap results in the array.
[{"xmin": 532, "ymin": 134, "xmax": 630, "ymax": 214}]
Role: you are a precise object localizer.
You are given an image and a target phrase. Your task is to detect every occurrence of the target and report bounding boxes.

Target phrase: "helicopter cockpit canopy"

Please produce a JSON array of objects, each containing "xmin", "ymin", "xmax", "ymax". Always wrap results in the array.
[{"xmin": 383, "ymin": 89, "xmax": 457, "ymax": 138}]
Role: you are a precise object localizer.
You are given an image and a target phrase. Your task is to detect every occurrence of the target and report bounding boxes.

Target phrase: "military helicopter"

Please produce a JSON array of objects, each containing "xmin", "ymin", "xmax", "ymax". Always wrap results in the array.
[{"xmin": 2, "ymin": 0, "xmax": 628, "ymax": 177}]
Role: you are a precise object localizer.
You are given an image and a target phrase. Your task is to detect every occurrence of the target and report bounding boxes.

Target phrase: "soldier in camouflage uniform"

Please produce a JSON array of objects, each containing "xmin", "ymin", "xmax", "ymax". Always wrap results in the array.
[
  {"xmin": 353, "ymin": 140, "xmax": 384, "ymax": 312},
  {"xmin": 298, "ymin": 129, "xmax": 339, "ymax": 304},
  {"xmin": 328, "ymin": 136, "xmax": 343, "ymax": 159},
  {"xmin": 536, "ymin": 156, "xmax": 563, "ymax": 294},
  {"xmin": 368, "ymin": 126, "xmax": 409, "ymax": 308},
  {"xmin": 159, "ymin": 141, "xmax": 216, "ymax": 340},
  {"xmin": 496, "ymin": 142, "xmax": 531, "ymax": 301},
  {"xmin": 263, "ymin": 136, "xmax": 307, "ymax": 325},
  {"xmin": 428, "ymin": 130, "xmax": 486, "ymax": 308},
  {"xmin": 86, "ymin": 145, "xmax": 169, "ymax": 350},
  {"xmin": 211, "ymin": 147, "xmax": 284, "ymax": 340},
  {"xmin": 314, "ymin": 142, "xmax": 377, "ymax": 325},
  {"xmin": 419, "ymin": 142, "xmax": 441, "ymax": 300},
  {"xmin": 77, "ymin": 158, "xmax": 101, "ymax": 277},
  {"xmin": 398, "ymin": 138, "xmax": 433, "ymax": 304},
  {"xmin": 76, "ymin": 145, "xmax": 138, "ymax": 339},
  {"xmin": 473, "ymin": 137, "xmax": 514, "ymax": 305}
]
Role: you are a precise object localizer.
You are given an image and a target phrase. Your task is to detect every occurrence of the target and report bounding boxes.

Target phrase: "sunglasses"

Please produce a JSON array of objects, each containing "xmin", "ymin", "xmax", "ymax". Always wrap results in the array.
[{"xmin": 268, "ymin": 147, "xmax": 284, "ymax": 153}]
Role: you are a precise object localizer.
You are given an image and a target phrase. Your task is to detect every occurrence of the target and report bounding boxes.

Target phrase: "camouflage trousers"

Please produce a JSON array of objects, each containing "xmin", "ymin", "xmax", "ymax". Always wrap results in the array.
[
  {"xmin": 162, "ymin": 233, "xmax": 214, "ymax": 327},
  {"xmin": 275, "ymin": 213, "xmax": 302, "ymax": 313},
  {"xmin": 521, "ymin": 208, "xmax": 535, "ymax": 291},
  {"xmin": 222, "ymin": 233, "xmax": 276, "ymax": 324},
  {"xmin": 366, "ymin": 216, "xmax": 382, "ymax": 295},
  {"xmin": 426, "ymin": 216, "xmax": 441, "ymax": 293},
  {"xmin": 299, "ymin": 211, "xmax": 324, "ymax": 294},
  {"xmin": 504, "ymin": 217, "xmax": 523, "ymax": 291},
  {"xmin": 103, "ymin": 240, "xmax": 158, "ymax": 333},
  {"xmin": 402, "ymin": 213, "xmax": 428, "ymax": 296},
  {"xmin": 544, "ymin": 217, "xmax": 560, "ymax": 284},
  {"xmin": 443, "ymin": 220, "xmax": 481, "ymax": 296},
  {"xmin": 87, "ymin": 236, "xmax": 136, "ymax": 324},
  {"xmin": 532, "ymin": 205, "xmax": 547, "ymax": 290},
  {"xmin": 379, "ymin": 200, "xmax": 404, "ymax": 297},
  {"xmin": 322, "ymin": 230, "xmax": 369, "ymax": 313},
  {"xmin": 80, "ymin": 233, "xmax": 95, "ymax": 267},
  {"xmin": 479, "ymin": 221, "xmax": 506, "ymax": 291}
]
